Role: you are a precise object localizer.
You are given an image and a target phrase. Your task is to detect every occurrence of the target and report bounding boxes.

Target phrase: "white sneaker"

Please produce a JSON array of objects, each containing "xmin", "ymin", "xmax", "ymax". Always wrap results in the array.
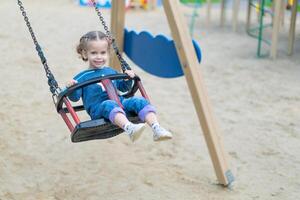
[
  {"xmin": 152, "ymin": 125, "xmax": 173, "ymax": 142},
  {"xmin": 124, "ymin": 123, "xmax": 146, "ymax": 142}
]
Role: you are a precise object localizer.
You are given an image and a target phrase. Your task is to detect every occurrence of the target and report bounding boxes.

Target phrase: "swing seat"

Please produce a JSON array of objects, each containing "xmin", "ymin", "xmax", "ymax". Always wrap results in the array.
[
  {"xmin": 56, "ymin": 74, "xmax": 149, "ymax": 143},
  {"xmin": 17, "ymin": 0, "xmax": 150, "ymax": 143},
  {"xmin": 71, "ymin": 115, "xmax": 141, "ymax": 142}
]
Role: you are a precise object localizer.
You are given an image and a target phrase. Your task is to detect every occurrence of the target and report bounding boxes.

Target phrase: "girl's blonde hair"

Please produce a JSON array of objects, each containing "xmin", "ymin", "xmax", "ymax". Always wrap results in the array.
[{"xmin": 76, "ymin": 31, "xmax": 110, "ymax": 61}]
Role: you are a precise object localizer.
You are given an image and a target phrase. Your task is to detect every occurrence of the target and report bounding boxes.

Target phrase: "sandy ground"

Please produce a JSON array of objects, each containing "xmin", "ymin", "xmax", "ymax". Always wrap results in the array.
[{"xmin": 1, "ymin": 0, "xmax": 300, "ymax": 199}]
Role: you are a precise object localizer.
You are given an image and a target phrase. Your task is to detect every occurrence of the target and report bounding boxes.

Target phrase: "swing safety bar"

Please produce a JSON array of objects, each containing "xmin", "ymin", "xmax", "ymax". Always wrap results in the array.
[{"xmin": 55, "ymin": 74, "xmax": 149, "ymax": 142}]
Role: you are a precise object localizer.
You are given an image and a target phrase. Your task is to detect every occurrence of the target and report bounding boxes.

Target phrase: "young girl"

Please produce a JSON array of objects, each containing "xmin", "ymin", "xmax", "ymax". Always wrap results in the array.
[{"xmin": 66, "ymin": 31, "xmax": 172, "ymax": 142}]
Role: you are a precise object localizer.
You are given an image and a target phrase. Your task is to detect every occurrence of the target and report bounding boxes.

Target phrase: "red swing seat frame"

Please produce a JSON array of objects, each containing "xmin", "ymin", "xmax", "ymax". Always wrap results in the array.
[{"xmin": 55, "ymin": 74, "xmax": 149, "ymax": 143}]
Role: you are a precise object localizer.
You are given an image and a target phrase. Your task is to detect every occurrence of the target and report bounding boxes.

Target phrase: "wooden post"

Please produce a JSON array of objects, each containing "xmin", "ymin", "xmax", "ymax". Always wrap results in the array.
[
  {"xmin": 162, "ymin": 0, "xmax": 233, "ymax": 186},
  {"xmin": 271, "ymin": 0, "xmax": 282, "ymax": 59},
  {"xmin": 232, "ymin": 0, "xmax": 240, "ymax": 31},
  {"xmin": 148, "ymin": 0, "xmax": 157, "ymax": 10},
  {"xmin": 110, "ymin": 0, "xmax": 126, "ymax": 71},
  {"xmin": 280, "ymin": 0, "xmax": 285, "ymax": 28},
  {"xmin": 288, "ymin": 0, "xmax": 298, "ymax": 55},
  {"xmin": 206, "ymin": 0, "xmax": 211, "ymax": 27},
  {"xmin": 220, "ymin": 0, "xmax": 226, "ymax": 27},
  {"xmin": 246, "ymin": 0, "xmax": 252, "ymax": 31}
]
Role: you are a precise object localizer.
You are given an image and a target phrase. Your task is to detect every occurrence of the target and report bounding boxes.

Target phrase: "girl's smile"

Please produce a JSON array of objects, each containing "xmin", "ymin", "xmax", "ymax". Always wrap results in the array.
[{"xmin": 84, "ymin": 39, "xmax": 109, "ymax": 68}]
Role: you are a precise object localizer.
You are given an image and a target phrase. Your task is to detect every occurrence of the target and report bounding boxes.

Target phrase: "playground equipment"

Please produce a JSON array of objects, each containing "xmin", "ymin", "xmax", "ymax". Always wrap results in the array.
[
  {"xmin": 129, "ymin": 0, "xmax": 162, "ymax": 10},
  {"xmin": 180, "ymin": 0, "xmax": 202, "ymax": 36},
  {"xmin": 78, "ymin": 0, "xmax": 130, "ymax": 8},
  {"xmin": 221, "ymin": 0, "xmax": 300, "ymax": 59},
  {"xmin": 17, "ymin": 0, "xmax": 150, "ymax": 142},
  {"xmin": 246, "ymin": 0, "xmax": 274, "ymax": 57},
  {"xmin": 78, "ymin": 0, "xmax": 161, "ymax": 10},
  {"xmin": 246, "ymin": 0, "xmax": 299, "ymax": 58},
  {"xmin": 18, "ymin": 0, "xmax": 234, "ymax": 186},
  {"xmin": 287, "ymin": 0, "xmax": 299, "ymax": 55},
  {"xmin": 79, "ymin": 0, "xmax": 112, "ymax": 8},
  {"xmin": 124, "ymin": 29, "xmax": 201, "ymax": 78},
  {"xmin": 180, "ymin": 0, "xmax": 223, "ymax": 35},
  {"xmin": 109, "ymin": 0, "xmax": 233, "ymax": 186}
]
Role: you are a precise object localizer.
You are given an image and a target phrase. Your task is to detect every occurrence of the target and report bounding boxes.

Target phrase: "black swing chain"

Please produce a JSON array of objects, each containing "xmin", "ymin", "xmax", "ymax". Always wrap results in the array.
[
  {"xmin": 91, "ymin": 0, "xmax": 131, "ymax": 72},
  {"xmin": 17, "ymin": 0, "xmax": 129, "ymax": 99},
  {"xmin": 17, "ymin": 0, "xmax": 60, "ymax": 101}
]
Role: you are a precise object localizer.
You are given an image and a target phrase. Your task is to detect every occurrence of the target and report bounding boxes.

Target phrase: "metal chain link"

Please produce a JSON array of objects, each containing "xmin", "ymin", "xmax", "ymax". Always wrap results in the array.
[
  {"xmin": 91, "ymin": 0, "xmax": 131, "ymax": 72},
  {"xmin": 17, "ymin": 0, "xmax": 60, "ymax": 99},
  {"xmin": 17, "ymin": 0, "xmax": 128, "ymax": 98}
]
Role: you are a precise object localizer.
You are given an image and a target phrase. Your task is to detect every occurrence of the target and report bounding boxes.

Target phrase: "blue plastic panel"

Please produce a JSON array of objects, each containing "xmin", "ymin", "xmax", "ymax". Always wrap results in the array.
[{"xmin": 124, "ymin": 29, "xmax": 202, "ymax": 78}]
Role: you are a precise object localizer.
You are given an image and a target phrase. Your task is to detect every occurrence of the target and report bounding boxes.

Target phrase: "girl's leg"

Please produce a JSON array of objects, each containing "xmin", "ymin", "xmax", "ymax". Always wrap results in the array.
[
  {"xmin": 123, "ymin": 97, "xmax": 172, "ymax": 141},
  {"xmin": 144, "ymin": 111, "xmax": 158, "ymax": 126},
  {"xmin": 113, "ymin": 112, "xmax": 130, "ymax": 128},
  {"xmin": 98, "ymin": 100, "xmax": 146, "ymax": 142},
  {"xmin": 114, "ymin": 112, "xmax": 146, "ymax": 142},
  {"xmin": 122, "ymin": 96, "xmax": 155, "ymax": 122},
  {"xmin": 144, "ymin": 112, "xmax": 172, "ymax": 141}
]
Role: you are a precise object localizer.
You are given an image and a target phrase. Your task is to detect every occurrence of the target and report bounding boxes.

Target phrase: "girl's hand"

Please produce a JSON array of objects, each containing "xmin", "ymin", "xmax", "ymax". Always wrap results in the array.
[
  {"xmin": 65, "ymin": 79, "xmax": 77, "ymax": 88},
  {"xmin": 125, "ymin": 70, "xmax": 135, "ymax": 78}
]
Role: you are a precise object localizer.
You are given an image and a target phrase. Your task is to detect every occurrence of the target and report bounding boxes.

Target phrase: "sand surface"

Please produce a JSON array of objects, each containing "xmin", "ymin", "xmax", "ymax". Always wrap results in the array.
[{"xmin": 1, "ymin": 0, "xmax": 300, "ymax": 199}]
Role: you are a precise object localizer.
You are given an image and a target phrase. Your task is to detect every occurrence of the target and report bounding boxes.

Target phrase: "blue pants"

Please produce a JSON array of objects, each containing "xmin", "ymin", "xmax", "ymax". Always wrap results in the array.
[{"xmin": 90, "ymin": 96, "xmax": 156, "ymax": 123}]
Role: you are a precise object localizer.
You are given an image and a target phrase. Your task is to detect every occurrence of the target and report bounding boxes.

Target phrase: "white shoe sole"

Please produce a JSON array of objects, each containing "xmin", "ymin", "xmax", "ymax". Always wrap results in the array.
[
  {"xmin": 130, "ymin": 124, "xmax": 146, "ymax": 142},
  {"xmin": 153, "ymin": 134, "xmax": 173, "ymax": 142}
]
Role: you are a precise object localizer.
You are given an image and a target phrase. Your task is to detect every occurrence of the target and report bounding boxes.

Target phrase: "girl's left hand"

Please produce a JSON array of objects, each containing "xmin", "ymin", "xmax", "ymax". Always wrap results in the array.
[{"xmin": 125, "ymin": 70, "xmax": 135, "ymax": 78}]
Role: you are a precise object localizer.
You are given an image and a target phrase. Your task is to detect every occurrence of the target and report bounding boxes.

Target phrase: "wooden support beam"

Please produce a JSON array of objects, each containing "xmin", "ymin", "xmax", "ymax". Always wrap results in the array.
[
  {"xmin": 162, "ymin": 0, "xmax": 233, "ymax": 186},
  {"xmin": 232, "ymin": 0, "xmax": 240, "ymax": 31},
  {"xmin": 288, "ymin": 0, "xmax": 298, "ymax": 55},
  {"xmin": 280, "ymin": 0, "xmax": 285, "ymax": 28},
  {"xmin": 220, "ymin": 0, "xmax": 226, "ymax": 27},
  {"xmin": 110, "ymin": 0, "xmax": 125, "ymax": 71},
  {"xmin": 271, "ymin": 0, "xmax": 282, "ymax": 59},
  {"xmin": 206, "ymin": 0, "xmax": 211, "ymax": 27},
  {"xmin": 246, "ymin": 0, "xmax": 252, "ymax": 31}
]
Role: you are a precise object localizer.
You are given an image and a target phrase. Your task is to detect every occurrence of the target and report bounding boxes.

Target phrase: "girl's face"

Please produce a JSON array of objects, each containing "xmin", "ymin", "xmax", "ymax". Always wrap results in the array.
[{"xmin": 84, "ymin": 39, "xmax": 109, "ymax": 69}]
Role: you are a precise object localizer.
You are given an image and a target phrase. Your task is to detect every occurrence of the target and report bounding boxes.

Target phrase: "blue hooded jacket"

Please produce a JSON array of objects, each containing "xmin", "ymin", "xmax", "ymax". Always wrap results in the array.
[{"xmin": 68, "ymin": 67, "xmax": 132, "ymax": 117}]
